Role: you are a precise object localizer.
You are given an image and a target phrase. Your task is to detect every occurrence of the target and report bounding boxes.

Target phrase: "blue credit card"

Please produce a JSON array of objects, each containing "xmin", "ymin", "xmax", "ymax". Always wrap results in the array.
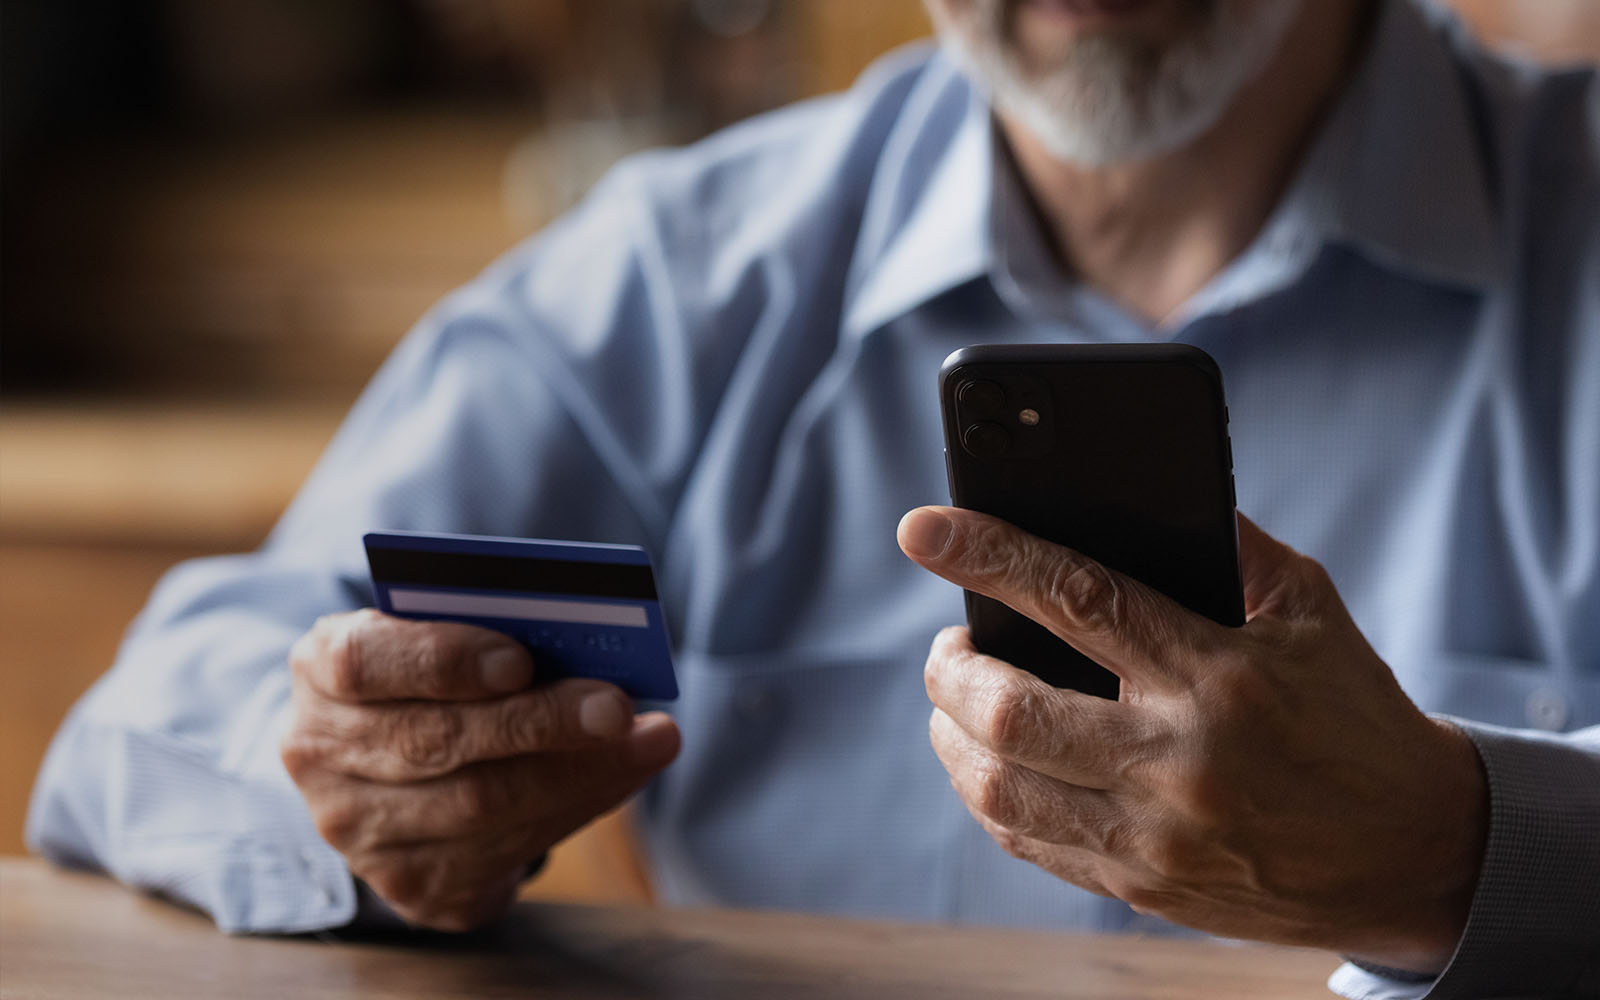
[{"xmin": 363, "ymin": 530, "xmax": 678, "ymax": 701}]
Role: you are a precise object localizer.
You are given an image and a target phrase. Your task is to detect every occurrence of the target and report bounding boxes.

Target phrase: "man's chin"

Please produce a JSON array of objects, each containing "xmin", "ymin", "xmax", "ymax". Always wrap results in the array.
[
  {"xmin": 998, "ymin": 101, "xmax": 1191, "ymax": 169},
  {"xmin": 982, "ymin": 38, "xmax": 1181, "ymax": 167},
  {"xmin": 940, "ymin": 0, "xmax": 1303, "ymax": 167}
]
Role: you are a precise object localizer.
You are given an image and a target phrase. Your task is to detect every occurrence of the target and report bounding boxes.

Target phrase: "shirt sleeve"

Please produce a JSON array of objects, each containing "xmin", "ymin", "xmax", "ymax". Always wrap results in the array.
[
  {"xmin": 1329, "ymin": 721, "xmax": 1600, "ymax": 1000},
  {"xmin": 22, "ymin": 161, "xmax": 706, "ymax": 933}
]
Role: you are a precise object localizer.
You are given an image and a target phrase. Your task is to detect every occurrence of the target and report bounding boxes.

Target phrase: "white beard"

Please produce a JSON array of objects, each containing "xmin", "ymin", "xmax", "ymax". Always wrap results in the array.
[{"xmin": 928, "ymin": 0, "xmax": 1304, "ymax": 166}]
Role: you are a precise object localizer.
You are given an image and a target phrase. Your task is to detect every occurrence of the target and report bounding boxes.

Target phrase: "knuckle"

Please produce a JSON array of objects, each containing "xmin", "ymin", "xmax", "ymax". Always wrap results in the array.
[
  {"xmin": 979, "ymin": 679, "xmax": 1038, "ymax": 757},
  {"xmin": 408, "ymin": 629, "xmax": 460, "ymax": 697},
  {"xmin": 924, "ymin": 627, "xmax": 964, "ymax": 702},
  {"xmin": 324, "ymin": 615, "xmax": 374, "ymax": 700},
  {"xmin": 970, "ymin": 520, "xmax": 1029, "ymax": 581},
  {"xmin": 278, "ymin": 729, "xmax": 326, "ymax": 783},
  {"xmin": 942, "ymin": 516, "xmax": 1017, "ymax": 581},
  {"xmin": 1044, "ymin": 558, "xmax": 1122, "ymax": 633},
  {"xmin": 313, "ymin": 801, "xmax": 365, "ymax": 851},
  {"xmin": 287, "ymin": 629, "xmax": 322, "ymax": 687},
  {"xmin": 973, "ymin": 760, "xmax": 1023, "ymax": 827},
  {"xmin": 499, "ymin": 688, "xmax": 560, "ymax": 752},
  {"xmin": 393, "ymin": 705, "xmax": 465, "ymax": 774},
  {"xmin": 1206, "ymin": 655, "xmax": 1279, "ymax": 721}
]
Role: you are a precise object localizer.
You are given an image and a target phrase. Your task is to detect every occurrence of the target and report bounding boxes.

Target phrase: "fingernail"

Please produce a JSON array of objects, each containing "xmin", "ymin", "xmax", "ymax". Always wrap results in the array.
[
  {"xmin": 899, "ymin": 508, "xmax": 953, "ymax": 559},
  {"xmin": 627, "ymin": 713, "xmax": 680, "ymax": 767},
  {"xmin": 579, "ymin": 691, "xmax": 629, "ymax": 739},
  {"xmin": 480, "ymin": 647, "xmax": 532, "ymax": 693}
]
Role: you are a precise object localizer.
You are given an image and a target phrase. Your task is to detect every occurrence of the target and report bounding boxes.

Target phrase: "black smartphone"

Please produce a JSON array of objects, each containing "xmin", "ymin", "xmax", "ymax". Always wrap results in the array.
[{"xmin": 938, "ymin": 343, "xmax": 1244, "ymax": 698}]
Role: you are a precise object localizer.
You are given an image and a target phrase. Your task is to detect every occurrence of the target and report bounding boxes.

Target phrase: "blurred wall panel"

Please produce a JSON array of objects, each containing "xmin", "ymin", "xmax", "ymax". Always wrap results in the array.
[
  {"xmin": 2, "ymin": 113, "xmax": 531, "ymax": 397},
  {"xmin": 793, "ymin": 1, "xmax": 930, "ymax": 95}
]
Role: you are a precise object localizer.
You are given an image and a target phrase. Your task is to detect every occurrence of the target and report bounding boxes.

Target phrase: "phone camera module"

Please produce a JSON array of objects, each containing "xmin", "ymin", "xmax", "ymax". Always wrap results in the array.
[
  {"xmin": 962, "ymin": 421, "xmax": 1011, "ymax": 458},
  {"xmin": 957, "ymin": 379, "xmax": 1005, "ymax": 417}
]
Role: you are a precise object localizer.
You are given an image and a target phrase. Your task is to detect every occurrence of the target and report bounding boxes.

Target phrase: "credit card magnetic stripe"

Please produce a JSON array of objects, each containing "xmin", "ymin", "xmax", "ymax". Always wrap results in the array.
[{"xmin": 365, "ymin": 547, "xmax": 657, "ymax": 600}]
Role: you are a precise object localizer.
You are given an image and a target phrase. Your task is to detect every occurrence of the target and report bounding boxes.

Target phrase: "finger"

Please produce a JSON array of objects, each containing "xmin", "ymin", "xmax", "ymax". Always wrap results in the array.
[
  {"xmin": 960, "ymin": 800, "xmax": 1117, "ymax": 900},
  {"xmin": 923, "ymin": 627, "xmax": 1143, "ymax": 789},
  {"xmin": 307, "ymin": 714, "xmax": 678, "ymax": 851},
  {"xmin": 318, "ymin": 747, "xmax": 665, "ymax": 854},
  {"xmin": 930, "ymin": 708, "xmax": 1126, "ymax": 849},
  {"xmin": 899, "ymin": 506, "xmax": 1219, "ymax": 686},
  {"xmin": 291, "ymin": 609, "xmax": 533, "ymax": 704},
  {"xmin": 293, "ymin": 683, "xmax": 679, "ymax": 782}
]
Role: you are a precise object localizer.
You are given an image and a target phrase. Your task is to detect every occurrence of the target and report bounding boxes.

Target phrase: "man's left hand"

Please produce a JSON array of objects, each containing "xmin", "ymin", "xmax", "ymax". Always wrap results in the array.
[{"xmin": 898, "ymin": 506, "xmax": 1487, "ymax": 974}]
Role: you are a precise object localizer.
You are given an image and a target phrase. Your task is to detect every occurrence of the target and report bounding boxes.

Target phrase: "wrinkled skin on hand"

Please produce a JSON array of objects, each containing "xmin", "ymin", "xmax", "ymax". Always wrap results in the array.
[
  {"xmin": 899, "ymin": 507, "xmax": 1487, "ymax": 974},
  {"xmin": 281, "ymin": 610, "xmax": 680, "ymax": 931}
]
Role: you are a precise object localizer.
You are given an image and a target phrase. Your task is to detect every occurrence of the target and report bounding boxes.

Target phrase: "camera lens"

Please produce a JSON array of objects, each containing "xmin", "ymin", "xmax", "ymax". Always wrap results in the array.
[
  {"xmin": 962, "ymin": 421, "xmax": 1010, "ymax": 458},
  {"xmin": 958, "ymin": 379, "xmax": 1005, "ymax": 417}
]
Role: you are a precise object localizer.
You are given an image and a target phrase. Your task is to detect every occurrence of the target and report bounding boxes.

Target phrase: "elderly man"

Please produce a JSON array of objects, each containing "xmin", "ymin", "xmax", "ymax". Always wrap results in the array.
[{"xmin": 30, "ymin": 1, "xmax": 1598, "ymax": 997}]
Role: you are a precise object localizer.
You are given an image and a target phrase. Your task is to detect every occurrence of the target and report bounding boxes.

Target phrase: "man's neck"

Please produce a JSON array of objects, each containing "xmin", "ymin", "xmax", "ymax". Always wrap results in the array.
[{"xmin": 1000, "ymin": 0, "xmax": 1373, "ymax": 327}]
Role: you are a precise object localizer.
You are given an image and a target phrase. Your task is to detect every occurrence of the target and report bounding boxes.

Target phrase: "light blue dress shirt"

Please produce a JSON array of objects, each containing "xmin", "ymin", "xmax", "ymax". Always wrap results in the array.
[{"xmin": 29, "ymin": 1, "xmax": 1599, "ymax": 997}]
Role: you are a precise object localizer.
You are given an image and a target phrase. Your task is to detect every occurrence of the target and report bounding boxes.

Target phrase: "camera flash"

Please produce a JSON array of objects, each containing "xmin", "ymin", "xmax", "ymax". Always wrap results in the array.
[{"xmin": 1018, "ymin": 408, "xmax": 1040, "ymax": 426}]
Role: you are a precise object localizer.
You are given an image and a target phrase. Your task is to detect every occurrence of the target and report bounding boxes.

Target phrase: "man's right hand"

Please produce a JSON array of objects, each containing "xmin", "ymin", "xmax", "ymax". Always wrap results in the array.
[{"xmin": 280, "ymin": 609, "xmax": 680, "ymax": 931}]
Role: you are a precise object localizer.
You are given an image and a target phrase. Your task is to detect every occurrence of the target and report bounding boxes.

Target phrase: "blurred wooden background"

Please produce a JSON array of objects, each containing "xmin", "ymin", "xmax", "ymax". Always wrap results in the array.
[{"xmin": 2, "ymin": 0, "xmax": 1596, "ymax": 907}]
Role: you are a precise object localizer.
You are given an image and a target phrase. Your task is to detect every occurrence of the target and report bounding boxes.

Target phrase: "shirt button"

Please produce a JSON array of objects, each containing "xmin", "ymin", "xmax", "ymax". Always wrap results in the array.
[{"xmin": 1524, "ymin": 687, "xmax": 1569, "ymax": 732}]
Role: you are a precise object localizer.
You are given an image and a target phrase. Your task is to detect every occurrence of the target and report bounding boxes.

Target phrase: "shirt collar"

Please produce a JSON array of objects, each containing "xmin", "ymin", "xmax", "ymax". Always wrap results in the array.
[
  {"xmin": 1280, "ymin": 0, "xmax": 1499, "ymax": 291},
  {"xmin": 843, "ymin": 0, "xmax": 1500, "ymax": 340},
  {"xmin": 1169, "ymin": 0, "xmax": 1500, "ymax": 325},
  {"xmin": 840, "ymin": 56, "xmax": 993, "ymax": 342}
]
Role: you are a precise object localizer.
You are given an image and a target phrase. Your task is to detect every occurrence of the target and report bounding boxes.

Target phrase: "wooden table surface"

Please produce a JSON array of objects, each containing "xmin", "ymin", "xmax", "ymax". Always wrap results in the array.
[{"xmin": 0, "ymin": 857, "xmax": 1339, "ymax": 999}]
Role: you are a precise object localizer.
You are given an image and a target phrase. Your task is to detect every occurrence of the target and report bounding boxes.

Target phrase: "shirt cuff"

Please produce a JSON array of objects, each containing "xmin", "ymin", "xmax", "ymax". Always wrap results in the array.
[
  {"xmin": 1328, "ymin": 961, "xmax": 1435, "ymax": 1000},
  {"xmin": 72, "ymin": 723, "xmax": 360, "ymax": 935}
]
